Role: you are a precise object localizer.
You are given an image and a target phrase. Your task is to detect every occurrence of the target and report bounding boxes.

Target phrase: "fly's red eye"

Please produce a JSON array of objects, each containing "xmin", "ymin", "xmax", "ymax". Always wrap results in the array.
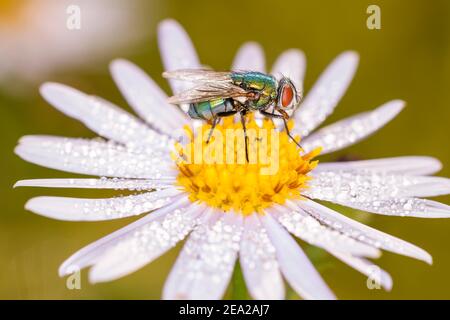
[{"xmin": 281, "ymin": 85, "xmax": 294, "ymax": 107}]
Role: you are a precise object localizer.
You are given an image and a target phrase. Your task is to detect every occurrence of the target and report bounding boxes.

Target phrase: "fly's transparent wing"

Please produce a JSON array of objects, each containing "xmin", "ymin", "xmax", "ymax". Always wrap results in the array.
[
  {"xmin": 163, "ymin": 69, "xmax": 232, "ymax": 83},
  {"xmin": 167, "ymin": 82, "xmax": 249, "ymax": 104}
]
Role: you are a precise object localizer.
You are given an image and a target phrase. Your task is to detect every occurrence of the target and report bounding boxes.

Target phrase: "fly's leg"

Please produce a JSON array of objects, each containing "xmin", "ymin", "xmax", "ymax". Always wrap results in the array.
[
  {"xmin": 216, "ymin": 110, "xmax": 238, "ymax": 117},
  {"xmin": 276, "ymin": 107, "xmax": 303, "ymax": 149},
  {"xmin": 282, "ymin": 117, "xmax": 302, "ymax": 149},
  {"xmin": 206, "ymin": 117, "xmax": 219, "ymax": 144},
  {"xmin": 260, "ymin": 109, "xmax": 284, "ymax": 119},
  {"xmin": 267, "ymin": 106, "xmax": 278, "ymax": 127},
  {"xmin": 240, "ymin": 111, "xmax": 249, "ymax": 162},
  {"xmin": 260, "ymin": 107, "xmax": 282, "ymax": 125},
  {"xmin": 260, "ymin": 108, "xmax": 302, "ymax": 149},
  {"xmin": 205, "ymin": 100, "xmax": 218, "ymax": 144},
  {"xmin": 206, "ymin": 110, "xmax": 238, "ymax": 144}
]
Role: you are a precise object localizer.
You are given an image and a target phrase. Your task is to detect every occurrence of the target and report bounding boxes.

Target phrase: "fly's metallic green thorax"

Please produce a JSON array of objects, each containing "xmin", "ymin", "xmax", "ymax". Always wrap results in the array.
[{"xmin": 231, "ymin": 72, "xmax": 277, "ymax": 109}]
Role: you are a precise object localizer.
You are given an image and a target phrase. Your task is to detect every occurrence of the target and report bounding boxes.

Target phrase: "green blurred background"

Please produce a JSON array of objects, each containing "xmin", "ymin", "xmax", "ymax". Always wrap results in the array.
[{"xmin": 1, "ymin": 0, "xmax": 449, "ymax": 299}]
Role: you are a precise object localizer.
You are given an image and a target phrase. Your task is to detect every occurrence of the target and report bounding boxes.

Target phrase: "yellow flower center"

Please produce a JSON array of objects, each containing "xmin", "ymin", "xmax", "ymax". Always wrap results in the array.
[{"xmin": 173, "ymin": 115, "xmax": 320, "ymax": 215}]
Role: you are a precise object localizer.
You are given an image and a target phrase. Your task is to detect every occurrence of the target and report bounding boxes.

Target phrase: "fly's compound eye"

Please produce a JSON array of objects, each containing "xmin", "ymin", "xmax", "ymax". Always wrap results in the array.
[
  {"xmin": 278, "ymin": 78, "xmax": 298, "ymax": 110},
  {"xmin": 281, "ymin": 85, "xmax": 294, "ymax": 108}
]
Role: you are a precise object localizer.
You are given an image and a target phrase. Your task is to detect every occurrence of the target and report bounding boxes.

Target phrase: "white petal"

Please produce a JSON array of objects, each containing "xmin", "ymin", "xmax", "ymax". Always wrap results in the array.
[
  {"xmin": 239, "ymin": 214, "xmax": 284, "ymax": 300},
  {"xmin": 25, "ymin": 188, "xmax": 183, "ymax": 221},
  {"xmin": 163, "ymin": 212, "xmax": 243, "ymax": 300},
  {"xmin": 268, "ymin": 204, "xmax": 380, "ymax": 258},
  {"xmin": 316, "ymin": 156, "xmax": 443, "ymax": 176},
  {"xmin": 302, "ymin": 100, "xmax": 405, "ymax": 155},
  {"xmin": 232, "ymin": 42, "xmax": 265, "ymax": 72},
  {"xmin": 329, "ymin": 252, "xmax": 393, "ymax": 291},
  {"xmin": 297, "ymin": 199, "xmax": 432, "ymax": 264},
  {"xmin": 271, "ymin": 49, "xmax": 306, "ymax": 91},
  {"xmin": 399, "ymin": 177, "xmax": 450, "ymax": 198},
  {"xmin": 15, "ymin": 135, "xmax": 175, "ymax": 179},
  {"xmin": 89, "ymin": 203, "xmax": 205, "ymax": 283},
  {"xmin": 260, "ymin": 213, "xmax": 336, "ymax": 300},
  {"xmin": 14, "ymin": 178, "xmax": 175, "ymax": 190},
  {"xmin": 305, "ymin": 170, "xmax": 450, "ymax": 202},
  {"xmin": 110, "ymin": 59, "xmax": 189, "ymax": 136},
  {"xmin": 59, "ymin": 197, "xmax": 191, "ymax": 276},
  {"xmin": 293, "ymin": 51, "xmax": 359, "ymax": 137},
  {"xmin": 40, "ymin": 83, "xmax": 165, "ymax": 147},
  {"xmin": 158, "ymin": 19, "xmax": 201, "ymax": 94},
  {"xmin": 334, "ymin": 197, "xmax": 450, "ymax": 218}
]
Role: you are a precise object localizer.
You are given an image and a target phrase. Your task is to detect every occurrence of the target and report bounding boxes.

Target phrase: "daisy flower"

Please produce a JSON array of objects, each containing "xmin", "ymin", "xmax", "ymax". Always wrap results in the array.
[{"xmin": 15, "ymin": 19, "xmax": 450, "ymax": 300}]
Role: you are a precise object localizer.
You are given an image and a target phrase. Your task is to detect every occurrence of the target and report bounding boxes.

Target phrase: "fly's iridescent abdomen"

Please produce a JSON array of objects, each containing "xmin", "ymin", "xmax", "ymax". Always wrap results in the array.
[
  {"xmin": 231, "ymin": 71, "xmax": 278, "ymax": 110},
  {"xmin": 188, "ymin": 98, "xmax": 235, "ymax": 121}
]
